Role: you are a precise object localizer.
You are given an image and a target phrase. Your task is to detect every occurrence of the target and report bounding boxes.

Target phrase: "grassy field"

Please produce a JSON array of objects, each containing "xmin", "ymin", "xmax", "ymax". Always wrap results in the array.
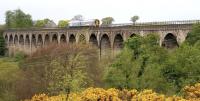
[{"xmin": 0, "ymin": 57, "xmax": 19, "ymax": 101}]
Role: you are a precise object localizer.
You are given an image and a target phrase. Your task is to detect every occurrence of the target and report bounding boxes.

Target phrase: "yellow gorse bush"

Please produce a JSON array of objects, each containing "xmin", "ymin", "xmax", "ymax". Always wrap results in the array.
[{"xmin": 26, "ymin": 83, "xmax": 200, "ymax": 101}]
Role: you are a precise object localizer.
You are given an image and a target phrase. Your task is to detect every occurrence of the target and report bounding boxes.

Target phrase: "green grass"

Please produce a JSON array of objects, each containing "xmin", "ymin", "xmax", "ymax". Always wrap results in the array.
[{"xmin": 0, "ymin": 57, "xmax": 19, "ymax": 80}]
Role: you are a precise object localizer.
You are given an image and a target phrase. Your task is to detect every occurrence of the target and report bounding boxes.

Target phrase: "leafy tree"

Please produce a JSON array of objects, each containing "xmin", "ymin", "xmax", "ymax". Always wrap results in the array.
[
  {"xmin": 131, "ymin": 15, "xmax": 139, "ymax": 23},
  {"xmin": 101, "ymin": 17, "xmax": 114, "ymax": 26},
  {"xmin": 17, "ymin": 43, "xmax": 101, "ymax": 99},
  {"xmin": 104, "ymin": 48, "xmax": 139, "ymax": 89},
  {"xmin": 34, "ymin": 18, "xmax": 51, "ymax": 28},
  {"xmin": 0, "ymin": 31, "xmax": 6, "ymax": 56},
  {"xmin": 105, "ymin": 34, "xmax": 176, "ymax": 94},
  {"xmin": 72, "ymin": 15, "xmax": 84, "ymax": 21},
  {"xmin": 58, "ymin": 20, "xmax": 69, "ymax": 28},
  {"xmin": 5, "ymin": 9, "xmax": 33, "ymax": 28},
  {"xmin": 162, "ymin": 43, "xmax": 200, "ymax": 93},
  {"xmin": 186, "ymin": 24, "xmax": 200, "ymax": 45}
]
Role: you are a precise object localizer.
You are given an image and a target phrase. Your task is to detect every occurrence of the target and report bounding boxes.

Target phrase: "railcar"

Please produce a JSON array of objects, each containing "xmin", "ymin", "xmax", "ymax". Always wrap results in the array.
[{"xmin": 69, "ymin": 19, "xmax": 100, "ymax": 27}]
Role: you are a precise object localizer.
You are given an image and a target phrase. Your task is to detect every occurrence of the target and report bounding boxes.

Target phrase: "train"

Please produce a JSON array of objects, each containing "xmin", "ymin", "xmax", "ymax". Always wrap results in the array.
[{"xmin": 69, "ymin": 19, "xmax": 100, "ymax": 27}]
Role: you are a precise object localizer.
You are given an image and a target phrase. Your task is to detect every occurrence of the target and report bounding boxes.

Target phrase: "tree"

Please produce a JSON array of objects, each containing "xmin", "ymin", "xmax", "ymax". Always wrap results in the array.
[
  {"xmin": 185, "ymin": 24, "xmax": 200, "ymax": 45},
  {"xmin": 5, "ymin": 9, "xmax": 33, "ymax": 28},
  {"xmin": 162, "ymin": 43, "xmax": 200, "ymax": 93},
  {"xmin": 104, "ymin": 34, "xmax": 176, "ymax": 94},
  {"xmin": 131, "ymin": 16, "xmax": 139, "ymax": 23},
  {"xmin": 58, "ymin": 20, "xmax": 69, "ymax": 28},
  {"xmin": 34, "ymin": 18, "xmax": 57, "ymax": 28},
  {"xmin": 104, "ymin": 48, "xmax": 140, "ymax": 89},
  {"xmin": 17, "ymin": 43, "xmax": 101, "ymax": 99},
  {"xmin": 72, "ymin": 15, "xmax": 84, "ymax": 21},
  {"xmin": 101, "ymin": 17, "xmax": 114, "ymax": 26},
  {"xmin": 0, "ymin": 31, "xmax": 6, "ymax": 56}
]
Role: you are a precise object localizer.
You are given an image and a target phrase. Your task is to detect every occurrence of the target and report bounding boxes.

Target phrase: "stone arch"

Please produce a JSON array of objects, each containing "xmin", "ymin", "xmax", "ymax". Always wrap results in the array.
[
  {"xmin": 37, "ymin": 34, "xmax": 43, "ymax": 46},
  {"xmin": 60, "ymin": 34, "xmax": 66, "ymax": 43},
  {"xmin": 162, "ymin": 33, "xmax": 178, "ymax": 49},
  {"xmin": 9, "ymin": 34, "xmax": 14, "ymax": 45},
  {"xmin": 130, "ymin": 33, "xmax": 136, "ymax": 38},
  {"xmin": 100, "ymin": 34, "xmax": 111, "ymax": 58},
  {"xmin": 69, "ymin": 34, "xmax": 76, "ymax": 43},
  {"xmin": 19, "ymin": 35, "xmax": 24, "ymax": 45},
  {"xmin": 25, "ymin": 35, "xmax": 30, "ymax": 46},
  {"xmin": 52, "ymin": 34, "xmax": 58, "ymax": 43},
  {"xmin": 32, "ymin": 34, "xmax": 36, "ymax": 46},
  {"xmin": 44, "ymin": 34, "xmax": 50, "ymax": 45},
  {"xmin": 89, "ymin": 34, "xmax": 98, "ymax": 46},
  {"xmin": 5, "ymin": 34, "xmax": 8, "ymax": 43},
  {"xmin": 79, "ymin": 34, "xmax": 86, "ymax": 43},
  {"xmin": 14, "ymin": 35, "xmax": 18, "ymax": 44},
  {"xmin": 113, "ymin": 34, "xmax": 123, "ymax": 55}
]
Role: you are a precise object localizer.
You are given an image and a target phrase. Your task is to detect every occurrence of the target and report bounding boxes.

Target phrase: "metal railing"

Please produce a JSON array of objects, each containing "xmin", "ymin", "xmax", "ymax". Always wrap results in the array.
[{"xmin": 103, "ymin": 20, "xmax": 200, "ymax": 27}]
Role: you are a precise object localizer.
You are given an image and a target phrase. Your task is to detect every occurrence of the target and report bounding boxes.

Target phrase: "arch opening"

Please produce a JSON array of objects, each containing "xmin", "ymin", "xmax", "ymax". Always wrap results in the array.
[
  {"xmin": 14, "ymin": 35, "xmax": 18, "ymax": 44},
  {"xmin": 5, "ymin": 35, "xmax": 8, "ymax": 43},
  {"xmin": 100, "ymin": 34, "xmax": 111, "ymax": 58},
  {"xmin": 32, "ymin": 34, "xmax": 36, "ymax": 46},
  {"xmin": 9, "ymin": 35, "xmax": 13, "ymax": 45},
  {"xmin": 44, "ymin": 34, "xmax": 50, "ymax": 45},
  {"xmin": 69, "ymin": 34, "xmax": 76, "ymax": 43},
  {"xmin": 25, "ymin": 35, "xmax": 30, "ymax": 46},
  {"xmin": 162, "ymin": 33, "xmax": 178, "ymax": 49},
  {"xmin": 52, "ymin": 34, "xmax": 58, "ymax": 43},
  {"xmin": 60, "ymin": 34, "xmax": 66, "ymax": 43},
  {"xmin": 79, "ymin": 34, "xmax": 86, "ymax": 43},
  {"xmin": 113, "ymin": 34, "xmax": 123, "ymax": 55},
  {"xmin": 37, "ymin": 34, "xmax": 43, "ymax": 46},
  {"xmin": 89, "ymin": 34, "xmax": 98, "ymax": 46},
  {"xmin": 19, "ymin": 35, "xmax": 24, "ymax": 45},
  {"xmin": 130, "ymin": 33, "xmax": 136, "ymax": 38}
]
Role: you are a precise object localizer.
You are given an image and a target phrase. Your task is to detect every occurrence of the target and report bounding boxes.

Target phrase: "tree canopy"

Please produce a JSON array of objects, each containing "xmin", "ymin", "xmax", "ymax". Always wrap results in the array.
[
  {"xmin": 58, "ymin": 20, "xmax": 69, "ymax": 28},
  {"xmin": 101, "ymin": 17, "xmax": 114, "ymax": 26},
  {"xmin": 131, "ymin": 15, "xmax": 139, "ymax": 23},
  {"xmin": 5, "ymin": 9, "xmax": 33, "ymax": 28}
]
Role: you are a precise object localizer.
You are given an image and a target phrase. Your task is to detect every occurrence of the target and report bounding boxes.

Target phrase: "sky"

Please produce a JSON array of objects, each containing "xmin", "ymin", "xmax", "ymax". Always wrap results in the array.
[{"xmin": 0, "ymin": 0, "xmax": 200, "ymax": 24}]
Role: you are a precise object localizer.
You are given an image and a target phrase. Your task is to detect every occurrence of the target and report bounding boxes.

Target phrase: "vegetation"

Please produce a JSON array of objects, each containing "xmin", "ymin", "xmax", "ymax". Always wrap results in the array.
[
  {"xmin": 26, "ymin": 83, "xmax": 200, "ymax": 101},
  {"xmin": 0, "ymin": 58, "xmax": 19, "ymax": 101},
  {"xmin": 5, "ymin": 9, "xmax": 33, "ymax": 28},
  {"xmin": 131, "ymin": 15, "xmax": 139, "ymax": 23},
  {"xmin": 58, "ymin": 20, "xmax": 69, "ymax": 27},
  {"xmin": 101, "ymin": 17, "xmax": 114, "ymax": 26},
  {"xmin": 15, "ymin": 43, "xmax": 103, "ymax": 100},
  {"xmin": 0, "ymin": 30, "xmax": 6, "ymax": 56},
  {"xmin": 34, "ymin": 18, "xmax": 52, "ymax": 28},
  {"xmin": 72, "ymin": 15, "xmax": 84, "ymax": 21},
  {"xmin": 1, "ymin": 9, "xmax": 200, "ymax": 101}
]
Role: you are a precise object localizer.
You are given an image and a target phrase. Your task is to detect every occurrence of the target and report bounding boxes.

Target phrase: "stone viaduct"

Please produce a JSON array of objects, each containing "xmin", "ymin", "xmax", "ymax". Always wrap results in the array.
[{"xmin": 3, "ymin": 20, "xmax": 199, "ymax": 57}]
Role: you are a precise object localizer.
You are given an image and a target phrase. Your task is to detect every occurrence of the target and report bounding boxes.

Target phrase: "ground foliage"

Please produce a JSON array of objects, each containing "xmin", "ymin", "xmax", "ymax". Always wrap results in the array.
[{"xmin": 26, "ymin": 83, "xmax": 200, "ymax": 101}]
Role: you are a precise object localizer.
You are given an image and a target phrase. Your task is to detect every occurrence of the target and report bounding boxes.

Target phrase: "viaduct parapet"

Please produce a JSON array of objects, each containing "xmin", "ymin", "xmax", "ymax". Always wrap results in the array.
[{"xmin": 3, "ymin": 20, "xmax": 199, "ymax": 57}]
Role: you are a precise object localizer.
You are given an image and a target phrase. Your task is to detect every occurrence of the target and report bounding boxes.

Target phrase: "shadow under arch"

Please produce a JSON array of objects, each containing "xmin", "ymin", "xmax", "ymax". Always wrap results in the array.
[
  {"xmin": 52, "ymin": 34, "xmax": 58, "ymax": 43},
  {"xmin": 25, "ymin": 35, "xmax": 30, "ymax": 46},
  {"xmin": 9, "ymin": 35, "xmax": 13, "ymax": 45},
  {"xmin": 19, "ymin": 35, "xmax": 24, "ymax": 45},
  {"xmin": 100, "ymin": 34, "xmax": 111, "ymax": 58},
  {"xmin": 44, "ymin": 34, "xmax": 50, "ymax": 45},
  {"xmin": 60, "ymin": 34, "xmax": 66, "ymax": 43},
  {"xmin": 69, "ymin": 34, "xmax": 76, "ymax": 43},
  {"xmin": 14, "ymin": 35, "xmax": 18, "ymax": 44},
  {"xmin": 113, "ymin": 34, "xmax": 123, "ymax": 55},
  {"xmin": 32, "ymin": 34, "xmax": 36, "ymax": 47},
  {"xmin": 162, "ymin": 33, "xmax": 179, "ymax": 49},
  {"xmin": 37, "ymin": 34, "xmax": 43, "ymax": 46},
  {"xmin": 89, "ymin": 34, "xmax": 98, "ymax": 46}
]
